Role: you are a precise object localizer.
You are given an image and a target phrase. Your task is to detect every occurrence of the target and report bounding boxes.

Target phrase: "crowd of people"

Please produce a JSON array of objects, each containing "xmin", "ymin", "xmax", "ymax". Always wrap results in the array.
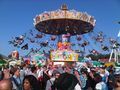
[{"xmin": 0, "ymin": 62, "xmax": 120, "ymax": 90}]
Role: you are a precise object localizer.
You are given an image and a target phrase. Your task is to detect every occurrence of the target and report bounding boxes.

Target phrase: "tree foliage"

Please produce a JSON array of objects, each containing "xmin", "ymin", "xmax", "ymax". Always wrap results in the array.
[{"xmin": 86, "ymin": 54, "xmax": 110, "ymax": 60}]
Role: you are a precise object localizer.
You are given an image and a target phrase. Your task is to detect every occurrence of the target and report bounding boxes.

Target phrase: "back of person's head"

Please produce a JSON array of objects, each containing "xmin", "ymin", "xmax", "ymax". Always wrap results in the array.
[
  {"xmin": 94, "ymin": 73, "xmax": 102, "ymax": 83},
  {"xmin": 43, "ymin": 65, "xmax": 47, "ymax": 69},
  {"xmin": 31, "ymin": 66, "xmax": 36, "ymax": 73},
  {"xmin": 0, "ymin": 79, "xmax": 13, "ymax": 90},
  {"xmin": 52, "ymin": 70, "xmax": 60, "ymax": 76},
  {"xmin": 55, "ymin": 73, "xmax": 78, "ymax": 90},
  {"xmin": 20, "ymin": 66, "xmax": 23, "ymax": 69}
]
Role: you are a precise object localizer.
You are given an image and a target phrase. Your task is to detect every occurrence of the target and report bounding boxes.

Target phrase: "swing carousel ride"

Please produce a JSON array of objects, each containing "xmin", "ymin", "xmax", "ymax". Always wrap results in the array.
[
  {"xmin": 34, "ymin": 4, "xmax": 96, "ymax": 62},
  {"xmin": 8, "ymin": 5, "xmax": 120, "ymax": 64}
]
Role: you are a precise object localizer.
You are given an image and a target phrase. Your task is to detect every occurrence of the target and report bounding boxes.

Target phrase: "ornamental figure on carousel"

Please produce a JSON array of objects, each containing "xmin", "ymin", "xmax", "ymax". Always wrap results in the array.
[
  {"xmin": 11, "ymin": 50, "xmax": 19, "ymax": 60},
  {"xmin": 57, "ymin": 33, "xmax": 71, "ymax": 50}
]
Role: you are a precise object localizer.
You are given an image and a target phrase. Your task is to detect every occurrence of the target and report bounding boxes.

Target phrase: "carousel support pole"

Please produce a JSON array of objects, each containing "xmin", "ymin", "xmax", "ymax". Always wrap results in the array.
[
  {"xmin": 116, "ymin": 48, "xmax": 120, "ymax": 63},
  {"xmin": 118, "ymin": 49, "xmax": 120, "ymax": 63},
  {"xmin": 109, "ymin": 44, "xmax": 118, "ymax": 62},
  {"xmin": 114, "ymin": 49, "xmax": 117, "ymax": 62},
  {"xmin": 109, "ymin": 49, "xmax": 113, "ymax": 62},
  {"xmin": 83, "ymin": 46, "xmax": 86, "ymax": 57}
]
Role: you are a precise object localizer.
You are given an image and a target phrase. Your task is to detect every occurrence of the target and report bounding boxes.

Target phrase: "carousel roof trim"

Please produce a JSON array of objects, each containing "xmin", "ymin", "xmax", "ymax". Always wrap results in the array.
[{"xmin": 33, "ymin": 5, "xmax": 96, "ymax": 27}]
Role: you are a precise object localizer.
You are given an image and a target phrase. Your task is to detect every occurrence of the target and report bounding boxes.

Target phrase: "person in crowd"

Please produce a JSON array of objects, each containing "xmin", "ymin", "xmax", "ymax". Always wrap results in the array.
[
  {"xmin": 0, "ymin": 67, "xmax": 3, "ymax": 80},
  {"xmin": 20, "ymin": 66, "xmax": 25, "ymax": 83},
  {"xmin": 64, "ymin": 65, "xmax": 72, "ymax": 74},
  {"xmin": 80, "ymin": 68, "xmax": 87, "ymax": 89},
  {"xmin": 46, "ymin": 70, "xmax": 60, "ymax": 90},
  {"xmin": 29, "ymin": 66, "xmax": 37, "ymax": 78},
  {"xmin": 10, "ymin": 67, "xmax": 22, "ymax": 90},
  {"xmin": 24, "ymin": 65, "xmax": 32, "ymax": 76},
  {"xmin": 2, "ymin": 67, "xmax": 11, "ymax": 79},
  {"xmin": 37, "ymin": 65, "xmax": 42, "ymax": 78},
  {"xmin": 89, "ymin": 68, "xmax": 97, "ymax": 90},
  {"xmin": 99, "ymin": 66, "xmax": 109, "ymax": 83},
  {"xmin": 113, "ymin": 74, "xmax": 120, "ymax": 90},
  {"xmin": 73, "ymin": 69, "xmax": 82, "ymax": 86},
  {"xmin": 22, "ymin": 75, "xmax": 40, "ymax": 90},
  {"xmin": 0, "ymin": 79, "xmax": 13, "ymax": 90},
  {"xmin": 94, "ymin": 73, "xmax": 108, "ymax": 90},
  {"xmin": 80, "ymin": 69, "xmax": 93, "ymax": 90},
  {"xmin": 55, "ymin": 72, "xmax": 81, "ymax": 90},
  {"xmin": 40, "ymin": 65, "xmax": 50, "ymax": 90},
  {"xmin": 107, "ymin": 69, "xmax": 114, "ymax": 90}
]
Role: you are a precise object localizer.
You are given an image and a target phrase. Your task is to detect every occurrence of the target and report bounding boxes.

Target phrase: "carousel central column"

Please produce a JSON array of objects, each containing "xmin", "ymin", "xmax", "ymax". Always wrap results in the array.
[{"xmin": 58, "ymin": 33, "xmax": 71, "ymax": 50}]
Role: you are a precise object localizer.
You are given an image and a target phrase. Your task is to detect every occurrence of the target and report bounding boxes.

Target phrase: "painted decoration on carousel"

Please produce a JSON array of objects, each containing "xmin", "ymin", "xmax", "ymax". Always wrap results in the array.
[
  {"xmin": 34, "ymin": 9, "xmax": 96, "ymax": 27},
  {"xmin": 31, "ymin": 53, "xmax": 46, "ymax": 61},
  {"xmin": 50, "ymin": 49, "xmax": 78, "ymax": 61},
  {"xmin": 30, "ymin": 51, "xmax": 46, "ymax": 65},
  {"xmin": 57, "ymin": 42, "xmax": 71, "ymax": 50}
]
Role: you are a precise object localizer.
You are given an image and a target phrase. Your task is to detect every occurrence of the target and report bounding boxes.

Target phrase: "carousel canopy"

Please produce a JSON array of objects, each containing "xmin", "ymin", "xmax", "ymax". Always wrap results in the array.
[{"xmin": 34, "ymin": 5, "xmax": 96, "ymax": 35}]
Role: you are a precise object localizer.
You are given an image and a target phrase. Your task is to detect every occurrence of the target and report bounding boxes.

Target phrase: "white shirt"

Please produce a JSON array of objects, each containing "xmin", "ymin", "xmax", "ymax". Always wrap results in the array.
[
  {"xmin": 46, "ymin": 77, "xmax": 55, "ymax": 90},
  {"xmin": 74, "ymin": 83, "xmax": 82, "ymax": 90}
]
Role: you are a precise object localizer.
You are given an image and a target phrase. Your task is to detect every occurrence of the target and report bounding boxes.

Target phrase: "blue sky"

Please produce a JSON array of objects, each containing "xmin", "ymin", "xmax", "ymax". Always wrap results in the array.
[{"xmin": 0, "ymin": 0, "xmax": 120, "ymax": 56}]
